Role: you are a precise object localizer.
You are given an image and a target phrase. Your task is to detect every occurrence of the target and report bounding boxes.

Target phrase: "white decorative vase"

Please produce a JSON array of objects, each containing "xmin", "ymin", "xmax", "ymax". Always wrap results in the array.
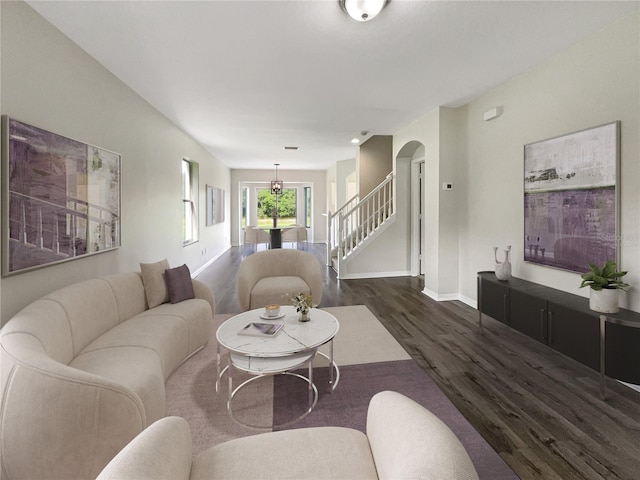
[
  {"xmin": 494, "ymin": 245, "xmax": 512, "ymax": 281},
  {"xmin": 589, "ymin": 288, "xmax": 619, "ymax": 313}
]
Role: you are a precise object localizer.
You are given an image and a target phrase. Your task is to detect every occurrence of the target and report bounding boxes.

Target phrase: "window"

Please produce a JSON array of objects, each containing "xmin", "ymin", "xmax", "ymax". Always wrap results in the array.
[
  {"xmin": 304, "ymin": 186, "xmax": 312, "ymax": 228},
  {"xmin": 256, "ymin": 188, "xmax": 297, "ymax": 227},
  {"xmin": 182, "ymin": 158, "xmax": 199, "ymax": 245},
  {"xmin": 241, "ymin": 187, "xmax": 248, "ymax": 228}
]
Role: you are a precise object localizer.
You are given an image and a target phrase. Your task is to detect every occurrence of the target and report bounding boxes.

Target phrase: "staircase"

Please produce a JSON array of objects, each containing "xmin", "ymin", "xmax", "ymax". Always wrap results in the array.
[{"xmin": 326, "ymin": 173, "xmax": 395, "ymax": 277}]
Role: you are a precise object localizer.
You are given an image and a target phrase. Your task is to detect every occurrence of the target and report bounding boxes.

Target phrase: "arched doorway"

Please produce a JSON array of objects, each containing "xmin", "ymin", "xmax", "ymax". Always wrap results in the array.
[{"xmin": 396, "ymin": 141, "xmax": 425, "ymax": 276}]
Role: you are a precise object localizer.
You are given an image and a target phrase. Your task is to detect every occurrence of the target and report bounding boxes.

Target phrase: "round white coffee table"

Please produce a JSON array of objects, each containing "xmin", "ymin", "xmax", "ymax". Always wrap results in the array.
[{"xmin": 216, "ymin": 306, "xmax": 340, "ymax": 428}]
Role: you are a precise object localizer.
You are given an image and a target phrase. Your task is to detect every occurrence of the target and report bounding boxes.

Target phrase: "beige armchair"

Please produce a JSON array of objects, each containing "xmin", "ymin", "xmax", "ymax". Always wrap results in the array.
[
  {"xmin": 236, "ymin": 249, "xmax": 323, "ymax": 311},
  {"xmin": 97, "ymin": 391, "xmax": 479, "ymax": 480}
]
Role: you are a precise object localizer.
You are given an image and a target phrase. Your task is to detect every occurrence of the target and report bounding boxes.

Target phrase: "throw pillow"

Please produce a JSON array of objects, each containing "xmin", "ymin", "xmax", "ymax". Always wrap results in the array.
[
  {"xmin": 140, "ymin": 259, "xmax": 171, "ymax": 308},
  {"xmin": 165, "ymin": 264, "xmax": 195, "ymax": 304}
]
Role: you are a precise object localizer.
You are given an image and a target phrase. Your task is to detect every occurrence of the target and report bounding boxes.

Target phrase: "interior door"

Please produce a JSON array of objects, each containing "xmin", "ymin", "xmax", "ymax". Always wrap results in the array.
[
  {"xmin": 410, "ymin": 160, "xmax": 425, "ymax": 276},
  {"xmin": 419, "ymin": 161, "xmax": 424, "ymax": 275}
]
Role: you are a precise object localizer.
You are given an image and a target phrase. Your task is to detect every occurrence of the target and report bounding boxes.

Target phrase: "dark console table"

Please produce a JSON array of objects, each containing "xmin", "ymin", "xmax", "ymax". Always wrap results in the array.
[{"xmin": 477, "ymin": 271, "xmax": 640, "ymax": 399}]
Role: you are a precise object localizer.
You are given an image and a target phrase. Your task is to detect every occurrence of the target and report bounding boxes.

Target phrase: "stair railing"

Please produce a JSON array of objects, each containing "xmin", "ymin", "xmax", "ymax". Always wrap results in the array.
[
  {"xmin": 326, "ymin": 193, "xmax": 359, "ymax": 266},
  {"xmin": 327, "ymin": 173, "xmax": 394, "ymax": 271}
]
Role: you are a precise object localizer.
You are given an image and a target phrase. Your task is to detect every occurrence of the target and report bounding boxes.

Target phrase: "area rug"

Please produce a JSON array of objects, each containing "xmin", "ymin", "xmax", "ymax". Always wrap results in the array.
[{"xmin": 165, "ymin": 305, "xmax": 517, "ymax": 480}]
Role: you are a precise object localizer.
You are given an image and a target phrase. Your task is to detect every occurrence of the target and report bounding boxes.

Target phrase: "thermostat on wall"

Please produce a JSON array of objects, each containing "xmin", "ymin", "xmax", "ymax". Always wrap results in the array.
[
  {"xmin": 442, "ymin": 182, "xmax": 453, "ymax": 191},
  {"xmin": 483, "ymin": 107, "xmax": 503, "ymax": 121}
]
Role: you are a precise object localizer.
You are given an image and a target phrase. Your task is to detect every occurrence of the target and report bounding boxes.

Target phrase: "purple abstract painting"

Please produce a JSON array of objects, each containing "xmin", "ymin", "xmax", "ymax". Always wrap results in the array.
[
  {"xmin": 3, "ymin": 117, "xmax": 121, "ymax": 275},
  {"xmin": 524, "ymin": 122, "xmax": 619, "ymax": 273}
]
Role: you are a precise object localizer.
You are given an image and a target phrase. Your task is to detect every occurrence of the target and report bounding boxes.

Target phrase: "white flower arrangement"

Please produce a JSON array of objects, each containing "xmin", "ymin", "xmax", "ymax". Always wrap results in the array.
[{"xmin": 285, "ymin": 292, "xmax": 315, "ymax": 314}]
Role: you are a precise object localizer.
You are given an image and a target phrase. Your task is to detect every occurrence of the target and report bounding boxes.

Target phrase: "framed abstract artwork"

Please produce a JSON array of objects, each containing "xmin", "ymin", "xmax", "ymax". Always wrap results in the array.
[
  {"xmin": 2, "ymin": 117, "xmax": 121, "ymax": 276},
  {"xmin": 206, "ymin": 185, "xmax": 225, "ymax": 226},
  {"xmin": 524, "ymin": 121, "xmax": 620, "ymax": 273}
]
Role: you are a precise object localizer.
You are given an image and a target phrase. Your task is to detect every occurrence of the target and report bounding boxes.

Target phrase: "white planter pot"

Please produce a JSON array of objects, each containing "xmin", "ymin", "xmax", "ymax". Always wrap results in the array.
[{"xmin": 589, "ymin": 288, "xmax": 619, "ymax": 313}]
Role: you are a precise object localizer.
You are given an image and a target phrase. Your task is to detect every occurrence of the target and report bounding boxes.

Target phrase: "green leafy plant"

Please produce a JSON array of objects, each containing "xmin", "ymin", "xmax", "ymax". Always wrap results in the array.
[{"xmin": 579, "ymin": 260, "xmax": 629, "ymax": 291}]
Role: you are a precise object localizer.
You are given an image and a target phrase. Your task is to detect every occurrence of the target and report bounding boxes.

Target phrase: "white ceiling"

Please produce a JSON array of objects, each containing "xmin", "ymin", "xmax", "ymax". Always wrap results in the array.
[{"xmin": 27, "ymin": 0, "xmax": 639, "ymax": 171}]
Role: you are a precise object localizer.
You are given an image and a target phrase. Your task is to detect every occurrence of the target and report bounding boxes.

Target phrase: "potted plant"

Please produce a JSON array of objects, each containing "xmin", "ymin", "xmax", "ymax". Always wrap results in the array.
[
  {"xmin": 579, "ymin": 260, "xmax": 629, "ymax": 313},
  {"xmin": 285, "ymin": 292, "xmax": 315, "ymax": 322}
]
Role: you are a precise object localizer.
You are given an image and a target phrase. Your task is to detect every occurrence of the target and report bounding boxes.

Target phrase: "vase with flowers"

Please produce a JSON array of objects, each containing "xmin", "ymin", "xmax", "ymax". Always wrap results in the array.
[{"xmin": 285, "ymin": 292, "xmax": 315, "ymax": 322}]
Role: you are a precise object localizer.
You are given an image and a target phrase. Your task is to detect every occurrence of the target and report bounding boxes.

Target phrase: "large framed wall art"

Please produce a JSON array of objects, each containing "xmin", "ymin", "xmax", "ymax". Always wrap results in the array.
[
  {"xmin": 2, "ymin": 117, "xmax": 121, "ymax": 276},
  {"xmin": 206, "ymin": 185, "xmax": 225, "ymax": 226},
  {"xmin": 524, "ymin": 121, "xmax": 620, "ymax": 273}
]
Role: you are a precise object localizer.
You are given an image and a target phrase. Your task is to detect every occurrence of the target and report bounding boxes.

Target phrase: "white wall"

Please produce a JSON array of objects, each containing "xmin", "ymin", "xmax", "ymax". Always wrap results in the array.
[
  {"xmin": 459, "ymin": 12, "xmax": 639, "ymax": 312},
  {"xmin": 390, "ymin": 12, "xmax": 639, "ymax": 312},
  {"xmin": 437, "ymin": 108, "xmax": 464, "ymax": 296},
  {"xmin": 229, "ymin": 169, "xmax": 327, "ymax": 245},
  {"xmin": 326, "ymin": 162, "xmax": 337, "ymax": 214},
  {"xmin": 393, "ymin": 108, "xmax": 444, "ymax": 293},
  {"xmin": 3, "ymin": 3, "xmax": 636, "ymax": 321},
  {"xmin": 336, "ymin": 158, "xmax": 356, "ymax": 208},
  {"xmin": 0, "ymin": 1, "xmax": 230, "ymax": 323},
  {"xmin": 343, "ymin": 157, "xmax": 412, "ymax": 278}
]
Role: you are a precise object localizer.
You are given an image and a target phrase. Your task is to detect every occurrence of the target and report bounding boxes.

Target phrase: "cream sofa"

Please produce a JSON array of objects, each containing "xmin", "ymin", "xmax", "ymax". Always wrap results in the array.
[
  {"xmin": 237, "ymin": 249, "xmax": 323, "ymax": 311},
  {"xmin": 97, "ymin": 390, "xmax": 479, "ymax": 480},
  {"xmin": 0, "ymin": 267, "xmax": 215, "ymax": 480}
]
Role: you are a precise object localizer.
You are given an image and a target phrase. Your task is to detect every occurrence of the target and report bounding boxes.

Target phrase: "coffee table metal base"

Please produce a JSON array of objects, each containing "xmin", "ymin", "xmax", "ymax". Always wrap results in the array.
[
  {"xmin": 215, "ymin": 307, "xmax": 340, "ymax": 428},
  {"xmin": 226, "ymin": 350, "xmax": 319, "ymax": 429}
]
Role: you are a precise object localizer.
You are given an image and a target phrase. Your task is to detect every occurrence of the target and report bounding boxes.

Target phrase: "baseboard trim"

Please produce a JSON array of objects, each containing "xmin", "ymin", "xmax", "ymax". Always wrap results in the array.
[
  {"xmin": 458, "ymin": 294, "xmax": 477, "ymax": 309},
  {"xmin": 620, "ymin": 380, "xmax": 640, "ymax": 393},
  {"xmin": 192, "ymin": 245, "xmax": 231, "ymax": 277},
  {"xmin": 421, "ymin": 288, "xmax": 458, "ymax": 302},
  {"xmin": 338, "ymin": 270, "xmax": 411, "ymax": 280},
  {"xmin": 420, "ymin": 289, "xmax": 478, "ymax": 308}
]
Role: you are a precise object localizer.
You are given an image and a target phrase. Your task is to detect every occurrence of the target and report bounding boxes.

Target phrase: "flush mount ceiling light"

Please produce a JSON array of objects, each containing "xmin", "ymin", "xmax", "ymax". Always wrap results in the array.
[
  {"xmin": 351, "ymin": 130, "xmax": 370, "ymax": 144},
  {"xmin": 339, "ymin": 0, "xmax": 389, "ymax": 22}
]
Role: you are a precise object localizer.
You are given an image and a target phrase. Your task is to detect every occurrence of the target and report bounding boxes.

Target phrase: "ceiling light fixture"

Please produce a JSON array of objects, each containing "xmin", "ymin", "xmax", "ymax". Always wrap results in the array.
[
  {"xmin": 351, "ymin": 130, "xmax": 370, "ymax": 144},
  {"xmin": 271, "ymin": 163, "xmax": 283, "ymax": 227},
  {"xmin": 271, "ymin": 163, "xmax": 283, "ymax": 195},
  {"xmin": 339, "ymin": 0, "xmax": 388, "ymax": 22}
]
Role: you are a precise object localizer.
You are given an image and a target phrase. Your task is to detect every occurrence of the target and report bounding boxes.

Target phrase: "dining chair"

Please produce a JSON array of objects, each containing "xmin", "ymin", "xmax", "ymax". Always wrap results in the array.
[
  {"xmin": 281, "ymin": 225, "xmax": 300, "ymax": 248},
  {"xmin": 243, "ymin": 226, "xmax": 258, "ymax": 255}
]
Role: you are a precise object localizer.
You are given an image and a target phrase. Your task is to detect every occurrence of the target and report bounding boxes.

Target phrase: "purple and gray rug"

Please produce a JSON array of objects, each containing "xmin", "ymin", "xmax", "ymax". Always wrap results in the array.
[{"xmin": 166, "ymin": 305, "xmax": 517, "ymax": 479}]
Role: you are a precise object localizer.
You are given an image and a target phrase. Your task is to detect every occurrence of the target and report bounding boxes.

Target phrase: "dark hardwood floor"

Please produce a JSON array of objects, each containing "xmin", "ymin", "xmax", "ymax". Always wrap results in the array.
[{"xmin": 197, "ymin": 243, "xmax": 640, "ymax": 480}]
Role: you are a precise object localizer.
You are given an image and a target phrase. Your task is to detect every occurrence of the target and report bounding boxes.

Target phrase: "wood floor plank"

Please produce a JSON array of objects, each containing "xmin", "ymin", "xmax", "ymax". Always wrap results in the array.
[{"xmin": 199, "ymin": 244, "xmax": 640, "ymax": 480}]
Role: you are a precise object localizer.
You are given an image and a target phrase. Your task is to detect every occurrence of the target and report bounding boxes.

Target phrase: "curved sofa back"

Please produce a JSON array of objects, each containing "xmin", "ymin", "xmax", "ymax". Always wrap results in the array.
[
  {"xmin": 0, "ymin": 272, "xmax": 153, "ymax": 479},
  {"xmin": 1, "ymin": 273, "xmax": 146, "ymax": 365}
]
